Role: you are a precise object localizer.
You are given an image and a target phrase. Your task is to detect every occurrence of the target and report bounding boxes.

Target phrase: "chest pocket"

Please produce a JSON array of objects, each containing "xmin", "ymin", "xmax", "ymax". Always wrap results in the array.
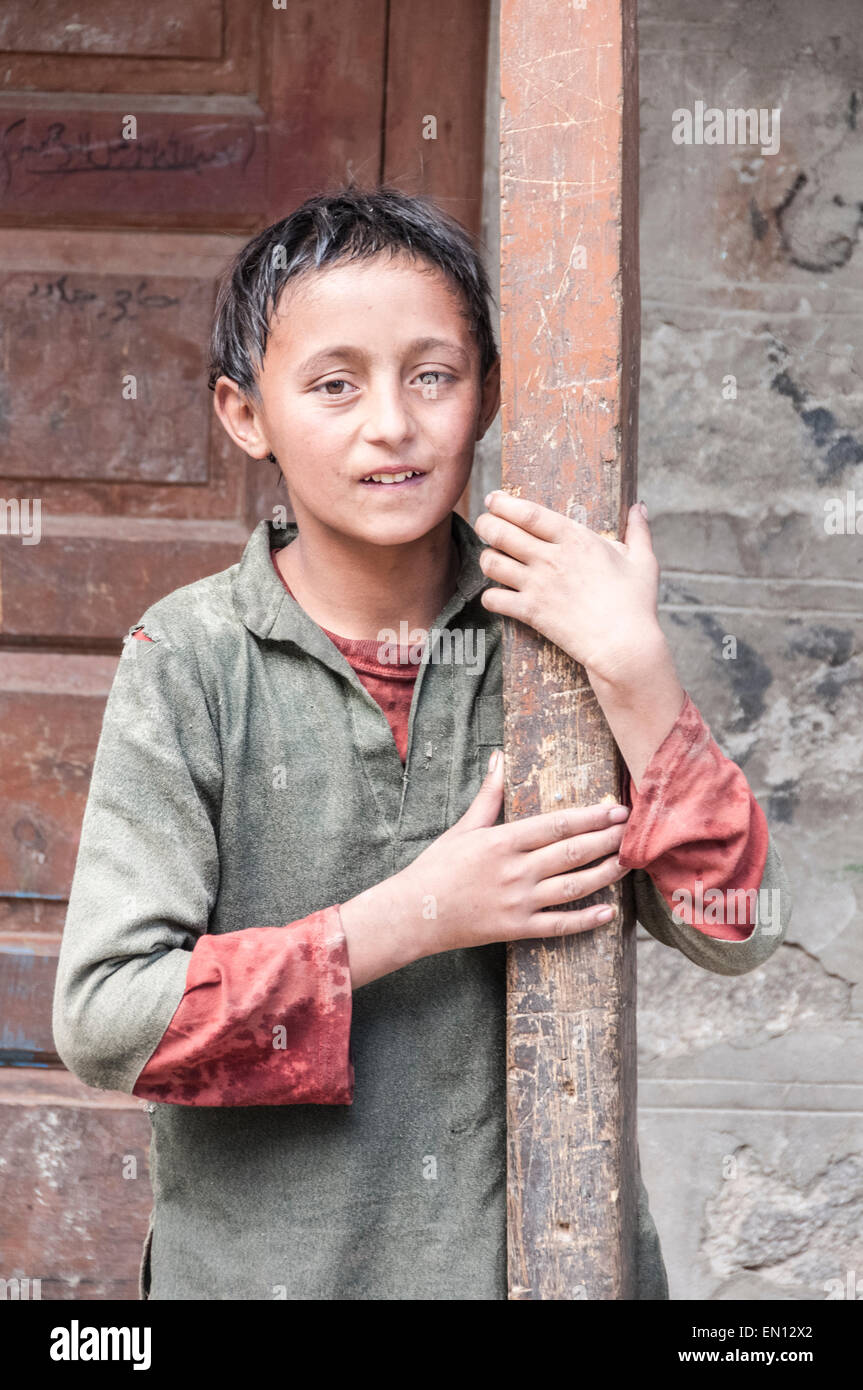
[{"xmin": 474, "ymin": 693, "xmax": 504, "ymax": 748}]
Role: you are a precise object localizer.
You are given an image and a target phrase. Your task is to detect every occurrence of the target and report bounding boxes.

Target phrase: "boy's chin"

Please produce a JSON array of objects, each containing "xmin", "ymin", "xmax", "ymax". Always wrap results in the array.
[
  {"xmin": 354, "ymin": 515, "xmax": 451, "ymax": 547},
  {"xmin": 342, "ymin": 487, "xmax": 463, "ymax": 539}
]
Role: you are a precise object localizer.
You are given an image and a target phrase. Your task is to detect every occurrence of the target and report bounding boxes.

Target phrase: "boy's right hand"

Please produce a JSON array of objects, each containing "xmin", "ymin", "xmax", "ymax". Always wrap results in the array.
[
  {"xmin": 395, "ymin": 749, "xmax": 630, "ymax": 957},
  {"xmin": 339, "ymin": 751, "xmax": 631, "ymax": 988}
]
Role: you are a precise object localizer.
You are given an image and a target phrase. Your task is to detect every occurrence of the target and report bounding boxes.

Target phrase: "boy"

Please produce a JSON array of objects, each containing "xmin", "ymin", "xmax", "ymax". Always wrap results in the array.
[{"xmin": 52, "ymin": 184, "xmax": 791, "ymax": 1301}]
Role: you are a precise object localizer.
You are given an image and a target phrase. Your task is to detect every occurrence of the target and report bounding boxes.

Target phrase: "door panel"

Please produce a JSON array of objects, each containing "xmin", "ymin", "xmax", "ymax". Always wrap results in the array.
[{"xmin": 0, "ymin": 0, "xmax": 490, "ymax": 1299}]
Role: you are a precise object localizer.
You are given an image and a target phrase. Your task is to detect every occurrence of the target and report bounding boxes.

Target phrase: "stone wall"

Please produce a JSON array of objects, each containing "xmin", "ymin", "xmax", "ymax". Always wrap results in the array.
[{"xmin": 476, "ymin": 0, "xmax": 863, "ymax": 1300}]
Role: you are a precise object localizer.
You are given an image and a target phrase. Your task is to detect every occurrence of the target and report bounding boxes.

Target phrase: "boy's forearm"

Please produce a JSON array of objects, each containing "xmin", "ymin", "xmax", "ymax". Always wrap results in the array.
[
  {"xmin": 339, "ymin": 874, "xmax": 430, "ymax": 989},
  {"xmin": 585, "ymin": 629, "xmax": 686, "ymax": 791}
]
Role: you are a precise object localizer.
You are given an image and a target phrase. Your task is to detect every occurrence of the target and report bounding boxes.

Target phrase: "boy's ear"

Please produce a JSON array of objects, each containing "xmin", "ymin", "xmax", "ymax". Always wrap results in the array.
[
  {"xmin": 212, "ymin": 375, "xmax": 274, "ymax": 461},
  {"xmin": 477, "ymin": 356, "xmax": 501, "ymax": 441}
]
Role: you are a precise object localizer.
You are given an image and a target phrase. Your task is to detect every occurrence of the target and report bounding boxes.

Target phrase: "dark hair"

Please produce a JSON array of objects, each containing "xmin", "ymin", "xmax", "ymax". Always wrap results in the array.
[{"xmin": 207, "ymin": 182, "xmax": 499, "ymax": 464}]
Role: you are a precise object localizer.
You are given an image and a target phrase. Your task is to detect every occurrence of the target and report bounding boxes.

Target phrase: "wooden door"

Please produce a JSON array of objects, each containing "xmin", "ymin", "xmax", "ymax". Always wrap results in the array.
[{"xmin": 0, "ymin": 0, "xmax": 489, "ymax": 1300}]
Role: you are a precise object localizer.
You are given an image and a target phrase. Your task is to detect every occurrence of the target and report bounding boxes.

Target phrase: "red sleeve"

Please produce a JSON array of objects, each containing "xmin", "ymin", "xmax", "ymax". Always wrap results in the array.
[
  {"xmin": 132, "ymin": 905, "xmax": 354, "ymax": 1106},
  {"xmin": 617, "ymin": 693, "xmax": 770, "ymax": 942}
]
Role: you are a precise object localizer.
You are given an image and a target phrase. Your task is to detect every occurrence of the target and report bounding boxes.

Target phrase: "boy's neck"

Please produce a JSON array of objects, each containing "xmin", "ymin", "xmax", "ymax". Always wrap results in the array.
[{"xmin": 274, "ymin": 512, "xmax": 462, "ymax": 641}]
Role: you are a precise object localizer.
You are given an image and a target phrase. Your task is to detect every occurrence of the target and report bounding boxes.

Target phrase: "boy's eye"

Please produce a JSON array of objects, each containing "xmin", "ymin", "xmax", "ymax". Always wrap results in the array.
[
  {"xmin": 316, "ymin": 379, "xmax": 353, "ymax": 396},
  {"xmin": 416, "ymin": 370, "xmax": 454, "ymax": 389},
  {"xmin": 314, "ymin": 371, "xmax": 454, "ymax": 396}
]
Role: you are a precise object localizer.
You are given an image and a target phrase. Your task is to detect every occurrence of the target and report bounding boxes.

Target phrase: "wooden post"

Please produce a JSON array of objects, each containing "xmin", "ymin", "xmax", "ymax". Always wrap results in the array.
[{"xmin": 500, "ymin": 0, "xmax": 641, "ymax": 1299}]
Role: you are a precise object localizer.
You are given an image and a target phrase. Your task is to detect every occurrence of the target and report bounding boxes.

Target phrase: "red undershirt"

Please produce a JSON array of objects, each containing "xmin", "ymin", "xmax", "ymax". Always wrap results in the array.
[{"xmin": 270, "ymin": 554, "xmax": 422, "ymax": 765}]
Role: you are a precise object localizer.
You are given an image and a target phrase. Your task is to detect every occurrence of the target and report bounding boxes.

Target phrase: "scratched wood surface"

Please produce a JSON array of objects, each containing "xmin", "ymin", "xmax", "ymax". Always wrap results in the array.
[
  {"xmin": 0, "ymin": 1068, "xmax": 152, "ymax": 1300},
  {"xmin": 500, "ymin": 0, "xmax": 640, "ymax": 1299}
]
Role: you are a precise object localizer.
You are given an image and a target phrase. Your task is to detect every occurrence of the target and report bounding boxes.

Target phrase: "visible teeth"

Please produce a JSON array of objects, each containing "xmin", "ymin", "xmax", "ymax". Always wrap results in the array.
[{"xmin": 362, "ymin": 470, "xmax": 421, "ymax": 483}]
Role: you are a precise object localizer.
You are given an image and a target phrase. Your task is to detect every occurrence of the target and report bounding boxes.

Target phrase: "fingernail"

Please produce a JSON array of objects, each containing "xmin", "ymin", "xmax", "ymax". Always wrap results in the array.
[
  {"xmin": 639, "ymin": 500, "xmax": 649, "ymax": 519},
  {"xmin": 488, "ymin": 749, "xmax": 501, "ymax": 771},
  {"xmin": 597, "ymin": 906, "xmax": 616, "ymax": 923},
  {"xmin": 608, "ymin": 805, "xmax": 630, "ymax": 822},
  {"xmin": 485, "ymin": 491, "xmax": 496, "ymax": 506}
]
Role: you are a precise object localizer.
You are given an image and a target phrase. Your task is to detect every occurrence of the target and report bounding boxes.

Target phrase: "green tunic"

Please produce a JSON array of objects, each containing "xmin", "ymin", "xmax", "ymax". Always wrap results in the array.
[{"xmin": 52, "ymin": 511, "xmax": 792, "ymax": 1300}]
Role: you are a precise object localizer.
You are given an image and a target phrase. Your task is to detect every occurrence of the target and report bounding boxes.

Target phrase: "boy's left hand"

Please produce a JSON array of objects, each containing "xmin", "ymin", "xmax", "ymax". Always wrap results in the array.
[{"xmin": 474, "ymin": 491, "xmax": 664, "ymax": 686}]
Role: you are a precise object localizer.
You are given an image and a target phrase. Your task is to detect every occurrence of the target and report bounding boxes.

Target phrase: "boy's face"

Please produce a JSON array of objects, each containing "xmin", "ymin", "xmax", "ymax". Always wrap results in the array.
[{"xmin": 214, "ymin": 251, "xmax": 500, "ymax": 549}]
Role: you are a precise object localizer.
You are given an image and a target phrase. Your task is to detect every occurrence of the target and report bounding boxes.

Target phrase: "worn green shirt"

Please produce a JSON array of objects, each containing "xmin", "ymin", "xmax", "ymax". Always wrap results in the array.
[{"xmin": 52, "ymin": 511, "xmax": 792, "ymax": 1300}]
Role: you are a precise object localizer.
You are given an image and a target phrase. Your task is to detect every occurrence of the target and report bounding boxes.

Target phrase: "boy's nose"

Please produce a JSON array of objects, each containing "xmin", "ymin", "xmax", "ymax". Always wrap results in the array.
[{"xmin": 361, "ymin": 383, "xmax": 415, "ymax": 446}]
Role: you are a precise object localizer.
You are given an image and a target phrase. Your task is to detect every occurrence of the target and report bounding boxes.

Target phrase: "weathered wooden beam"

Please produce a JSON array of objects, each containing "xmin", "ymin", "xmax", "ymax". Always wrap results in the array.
[{"xmin": 500, "ymin": 0, "xmax": 640, "ymax": 1299}]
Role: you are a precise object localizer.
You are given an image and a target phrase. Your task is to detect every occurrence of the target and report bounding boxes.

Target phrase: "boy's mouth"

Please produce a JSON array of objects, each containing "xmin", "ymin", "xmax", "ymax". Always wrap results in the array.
[{"xmin": 358, "ymin": 469, "xmax": 426, "ymax": 488}]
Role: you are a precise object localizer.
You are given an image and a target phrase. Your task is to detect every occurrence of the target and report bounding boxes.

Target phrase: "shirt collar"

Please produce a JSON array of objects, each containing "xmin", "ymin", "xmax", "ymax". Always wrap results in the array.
[{"xmin": 232, "ymin": 509, "xmax": 493, "ymax": 652}]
